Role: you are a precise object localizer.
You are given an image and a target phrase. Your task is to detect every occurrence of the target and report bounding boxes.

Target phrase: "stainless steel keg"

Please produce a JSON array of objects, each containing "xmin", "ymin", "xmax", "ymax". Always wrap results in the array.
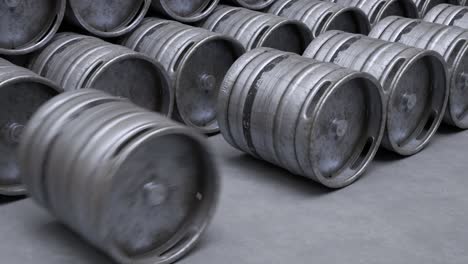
[
  {"xmin": 151, "ymin": 0, "xmax": 220, "ymax": 23},
  {"xmin": 424, "ymin": 3, "xmax": 468, "ymax": 29},
  {"xmin": 412, "ymin": 0, "xmax": 453, "ymax": 17},
  {"xmin": 223, "ymin": 0, "xmax": 276, "ymax": 10}
]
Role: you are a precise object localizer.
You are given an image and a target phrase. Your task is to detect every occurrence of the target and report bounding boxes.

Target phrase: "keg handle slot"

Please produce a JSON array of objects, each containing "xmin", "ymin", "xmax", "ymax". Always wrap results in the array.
[
  {"xmin": 369, "ymin": 2, "xmax": 386, "ymax": 24},
  {"xmin": 351, "ymin": 137, "xmax": 374, "ymax": 170},
  {"xmin": 383, "ymin": 58, "xmax": 405, "ymax": 93},
  {"xmin": 172, "ymin": 42, "xmax": 195, "ymax": 72},
  {"xmin": 447, "ymin": 39, "xmax": 467, "ymax": 67},
  {"xmin": 304, "ymin": 81, "xmax": 331, "ymax": 119},
  {"xmin": 81, "ymin": 61, "xmax": 104, "ymax": 87},
  {"xmin": 315, "ymin": 13, "xmax": 333, "ymax": 37},
  {"xmin": 251, "ymin": 26, "xmax": 271, "ymax": 49}
]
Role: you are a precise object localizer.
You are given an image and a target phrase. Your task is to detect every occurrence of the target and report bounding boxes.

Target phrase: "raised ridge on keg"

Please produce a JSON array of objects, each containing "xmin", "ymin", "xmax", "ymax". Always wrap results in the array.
[
  {"xmin": 268, "ymin": 0, "xmax": 371, "ymax": 37},
  {"xmin": 19, "ymin": 89, "xmax": 219, "ymax": 264},
  {"xmin": 151, "ymin": 0, "xmax": 220, "ymax": 23},
  {"xmin": 199, "ymin": 5, "xmax": 313, "ymax": 53},
  {"xmin": 65, "ymin": 0, "xmax": 151, "ymax": 38},
  {"xmin": 122, "ymin": 18, "xmax": 245, "ymax": 134},
  {"xmin": 0, "ymin": 58, "xmax": 61, "ymax": 196},
  {"xmin": 304, "ymin": 31, "xmax": 448, "ymax": 155},
  {"xmin": 0, "ymin": 0, "xmax": 66, "ymax": 55},
  {"xmin": 218, "ymin": 48, "xmax": 385, "ymax": 188},
  {"xmin": 328, "ymin": 0, "xmax": 419, "ymax": 25},
  {"xmin": 29, "ymin": 33, "xmax": 173, "ymax": 116},
  {"xmin": 223, "ymin": 0, "xmax": 276, "ymax": 10},
  {"xmin": 370, "ymin": 16, "xmax": 468, "ymax": 128},
  {"xmin": 412, "ymin": 0, "xmax": 454, "ymax": 17},
  {"xmin": 424, "ymin": 3, "xmax": 468, "ymax": 29}
]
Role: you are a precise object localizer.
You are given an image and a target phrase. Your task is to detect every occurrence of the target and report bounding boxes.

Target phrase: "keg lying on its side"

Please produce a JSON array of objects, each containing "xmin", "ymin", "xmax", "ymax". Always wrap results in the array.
[
  {"xmin": 328, "ymin": 0, "xmax": 419, "ymax": 25},
  {"xmin": 151, "ymin": 0, "xmax": 220, "ymax": 23},
  {"xmin": 29, "ymin": 33, "xmax": 173, "ymax": 116},
  {"xmin": 218, "ymin": 48, "xmax": 385, "ymax": 188},
  {"xmin": 370, "ymin": 17, "xmax": 468, "ymax": 128},
  {"xmin": 222, "ymin": 0, "xmax": 276, "ymax": 10},
  {"xmin": 412, "ymin": 0, "xmax": 456, "ymax": 17},
  {"xmin": 304, "ymin": 31, "xmax": 448, "ymax": 155},
  {"xmin": 19, "ymin": 89, "xmax": 219, "ymax": 264},
  {"xmin": 199, "ymin": 5, "xmax": 313, "ymax": 53},
  {"xmin": 424, "ymin": 4, "xmax": 468, "ymax": 29},
  {"xmin": 122, "ymin": 18, "xmax": 245, "ymax": 133},
  {"xmin": 0, "ymin": 0, "xmax": 66, "ymax": 55},
  {"xmin": 268, "ymin": 0, "xmax": 371, "ymax": 37},
  {"xmin": 65, "ymin": 0, "xmax": 151, "ymax": 38},
  {"xmin": 0, "ymin": 58, "xmax": 61, "ymax": 196}
]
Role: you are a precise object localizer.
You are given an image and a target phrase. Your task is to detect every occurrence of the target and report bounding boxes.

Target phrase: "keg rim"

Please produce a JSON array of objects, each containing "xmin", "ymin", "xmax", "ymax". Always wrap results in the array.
[
  {"xmin": 104, "ymin": 126, "xmax": 220, "ymax": 264},
  {"xmin": 386, "ymin": 50, "xmax": 448, "ymax": 155},
  {"xmin": 0, "ymin": 0, "xmax": 66, "ymax": 55},
  {"xmin": 371, "ymin": 0, "xmax": 419, "ymax": 25},
  {"xmin": 174, "ymin": 34, "xmax": 245, "ymax": 134},
  {"xmin": 233, "ymin": 0, "xmax": 277, "ymax": 10},
  {"xmin": 255, "ymin": 19, "xmax": 313, "ymax": 52},
  {"xmin": 316, "ymin": 6, "xmax": 371, "ymax": 37},
  {"xmin": 422, "ymin": 3, "xmax": 452, "ymax": 22},
  {"xmin": 68, "ymin": 0, "xmax": 151, "ymax": 38},
  {"xmin": 448, "ymin": 39, "xmax": 468, "ymax": 128},
  {"xmin": 159, "ymin": 0, "xmax": 221, "ymax": 23}
]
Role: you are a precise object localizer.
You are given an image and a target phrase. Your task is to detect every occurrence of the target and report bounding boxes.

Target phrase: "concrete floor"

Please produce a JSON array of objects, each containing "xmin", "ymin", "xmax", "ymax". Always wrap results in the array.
[{"xmin": 1, "ymin": 126, "xmax": 467, "ymax": 264}]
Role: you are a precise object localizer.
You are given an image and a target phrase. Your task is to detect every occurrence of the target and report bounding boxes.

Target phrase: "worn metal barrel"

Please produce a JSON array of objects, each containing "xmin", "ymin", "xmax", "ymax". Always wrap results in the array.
[
  {"xmin": 370, "ymin": 17, "xmax": 468, "ymax": 128},
  {"xmin": 218, "ymin": 48, "xmax": 385, "ymax": 188},
  {"xmin": 19, "ymin": 89, "xmax": 219, "ymax": 264},
  {"xmin": 29, "ymin": 33, "xmax": 173, "ymax": 116},
  {"xmin": 122, "ymin": 18, "xmax": 245, "ymax": 133},
  {"xmin": 412, "ymin": 0, "xmax": 455, "ymax": 17},
  {"xmin": 304, "ymin": 31, "xmax": 448, "ymax": 155},
  {"xmin": 424, "ymin": 4, "xmax": 468, "ymax": 29},
  {"xmin": 222, "ymin": 0, "xmax": 276, "ymax": 10},
  {"xmin": 65, "ymin": 0, "xmax": 151, "ymax": 38},
  {"xmin": 0, "ymin": 0, "xmax": 66, "ymax": 55},
  {"xmin": 268, "ymin": 0, "xmax": 371, "ymax": 37},
  {"xmin": 329, "ymin": 0, "xmax": 419, "ymax": 25},
  {"xmin": 0, "ymin": 58, "xmax": 61, "ymax": 196},
  {"xmin": 151, "ymin": 0, "xmax": 219, "ymax": 23},
  {"xmin": 199, "ymin": 5, "xmax": 313, "ymax": 53}
]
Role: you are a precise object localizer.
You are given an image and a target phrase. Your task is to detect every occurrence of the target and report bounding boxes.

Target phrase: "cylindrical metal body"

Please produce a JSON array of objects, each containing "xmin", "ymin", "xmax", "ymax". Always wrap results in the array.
[
  {"xmin": 65, "ymin": 0, "xmax": 151, "ymax": 38},
  {"xmin": 412, "ymin": 0, "xmax": 454, "ymax": 17},
  {"xmin": 29, "ymin": 33, "xmax": 173, "ymax": 116},
  {"xmin": 222, "ymin": 0, "xmax": 276, "ymax": 10},
  {"xmin": 268, "ymin": 0, "xmax": 371, "ymax": 38},
  {"xmin": 424, "ymin": 4, "xmax": 468, "ymax": 29},
  {"xmin": 304, "ymin": 31, "xmax": 448, "ymax": 155},
  {"xmin": 0, "ymin": 58, "xmax": 61, "ymax": 196},
  {"xmin": 19, "ymin": 89, "xmax": 219, "ymax": 264},
  {"xmin": 218, "ymin": 48, "xmax": 385, "ymax": 188},
  {"xmin": 370, "ymin": 17, "xmax": 468, "ymax": 128},
  {"xmin": 122, "ymin": 18, "xmax": 245, "ymax": 133},
  {"xmin": 0, "ymin": 0, "xmax": 66, "ymax": 55},
  {"xmin": 329, "ymin": 0, "xmax": 419, "ymax": 25},
  {"xmin": 199, "ymin": 5, "xmax": 313, "ymax": 53},
  {"xmin": 151, "ymin": 0, "xmax": 219, "ymax": 23}
]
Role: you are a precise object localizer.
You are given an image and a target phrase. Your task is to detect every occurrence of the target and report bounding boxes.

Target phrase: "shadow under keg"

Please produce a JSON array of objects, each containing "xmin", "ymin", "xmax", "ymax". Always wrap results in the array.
[
  {"xmin": 151, "ymin": 0, "xmax": 220, "ymax": 23},
  {"xmin": 222, "ymin": 0, "xmax": 276, "ymax": 10}
]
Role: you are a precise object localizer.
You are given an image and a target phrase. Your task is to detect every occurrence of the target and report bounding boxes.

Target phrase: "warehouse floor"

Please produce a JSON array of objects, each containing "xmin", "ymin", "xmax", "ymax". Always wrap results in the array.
[{"xmin": 1, "ymin": 127, "xmax": 467, "ymax": 264}]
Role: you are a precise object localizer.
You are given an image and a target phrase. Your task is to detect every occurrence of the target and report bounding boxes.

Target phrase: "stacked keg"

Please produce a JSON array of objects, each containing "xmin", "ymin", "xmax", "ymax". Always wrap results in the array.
[
  {"xmin": 424, "ymin": 4, "xmax": 468, "ymax": 29},
  {"xmin": 151, "ymin": 0, "xmax": 220, "ymax": 22}
]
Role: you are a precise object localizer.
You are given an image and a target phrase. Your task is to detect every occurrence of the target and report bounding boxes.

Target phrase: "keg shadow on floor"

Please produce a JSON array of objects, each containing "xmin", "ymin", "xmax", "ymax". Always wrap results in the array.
[
  {"xmin": 373, "ymin": 148, "xmax": 408, "ymax": 162},
  {"xmin": 0, "ymin": 195, "xmax": 26, "ymax": 205},
  {"xmin": 437, "ymin": 124, "xmax": 466, "ymax": 135}
]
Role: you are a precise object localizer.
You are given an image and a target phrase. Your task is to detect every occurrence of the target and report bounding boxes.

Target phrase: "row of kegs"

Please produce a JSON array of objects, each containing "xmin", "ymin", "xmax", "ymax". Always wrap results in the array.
[{"xmin": 2, "ymin": 1, "xmax": 468, "ymax": 264}]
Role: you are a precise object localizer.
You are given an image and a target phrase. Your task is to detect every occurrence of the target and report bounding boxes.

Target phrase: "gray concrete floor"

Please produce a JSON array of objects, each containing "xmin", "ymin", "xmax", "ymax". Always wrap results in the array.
[{"xmin": 1, "ymin": 126, "xmax": 467, "ymax": 264}]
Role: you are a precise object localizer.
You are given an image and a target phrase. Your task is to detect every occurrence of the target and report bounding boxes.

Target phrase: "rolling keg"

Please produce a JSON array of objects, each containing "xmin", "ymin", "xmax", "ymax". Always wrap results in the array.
[
  {"xmin": 328, "ymin": 0, "xmax": 419, "ymax": 25},
  {"xmin": 29, "ymin": 33, "xmax": 173, "ymax": 116},
  {"xmin": 424, "ymin": 4, "xmax": 468, "ymax": 29},
  {"xmin": 151, "ymin": 0, "xmax": 219, "ymax": 23},
  {"xmin": 222, "ymin": 0, "xmax": 276, "ymax": 10},
  {"xmin": 122, "ymin": 18, "xmax": 245, "ymax": 133},
  {"xmin": 0, "ymin": 58, "xmax": 61, "ymax": 196},
  {"xmin": 199, "ymin": 5, "xmax": 313, "ymax": 53},
  {"xmin": 218, "ymin": 48, "xmax": 385, "ymax": 188},
  {"xmin": 304, "ymin": 31, "xmax": 448, "ymax": 155},
  {"xmin": 268, "ymin": 0, "xmax": 371, "ymax": 37},
  {"xmin": 19, "ymin": 89, "xmax": 219, "ymax": 264},
  {"xmin": 65, "ymin": 0, "xmax": 151, "ymax": 38},
  {"xmin": 0, "ymin": 0, "xmax": 66, "ymax": 55},
  {"xmin": 370, "ymin": 17, "xmax": 468, "ymax": 128}
]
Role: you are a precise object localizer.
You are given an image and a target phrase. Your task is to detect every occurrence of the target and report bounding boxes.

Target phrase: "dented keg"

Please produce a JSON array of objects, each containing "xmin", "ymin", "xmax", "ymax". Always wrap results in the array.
[
  {"xmin": 329, "ymin": 0, "xmax": 419, "ymax": 25},
  {"xmin": 0, "ymin": 58, "xmax": 61, "ymax": 196},
  {"xmin": 122, "ymin": 18, "xmax": 244, "ymax": 133},
  {"xmin": 19, "ymin": 89, "xmax": 219, "ymax": 264},
  {"xmin": 199, "ymin": 5, "xmax": 313, "ymax": 53},
  {"xmin": 151, "ymin": 0, "xmax": 219, "ymax": 23},
  {"xmin": 223, "ymin": 0, "xmax": 276, "ymax": 10},
  {"xmin": 29, "ymin": 33, "xmax": 173, "ymax": 115},
  {"xmin": 424, "ymin": 4, "xmax": 468, "ymax": 29},
  {"xmin": 218, "ymin": 48, "xmax": 385, "ymax": 188},
  {"xmin": 370, "ymin": 17, "xmax": 468, "ymax": 128},
  {"xmin": 304, "ymin": 31, "xmax": 448, "ymax": 155},
  {"xmin": 268, "ymin": 0, "xmax": 371, "ymax": 37},
  {"xmin": 0, "ymin": 0, "xmax": 66, "ymax": 55},
  {"xmin": 65, "ymin": 0, "xmax": 151, "ymax": 38}
]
